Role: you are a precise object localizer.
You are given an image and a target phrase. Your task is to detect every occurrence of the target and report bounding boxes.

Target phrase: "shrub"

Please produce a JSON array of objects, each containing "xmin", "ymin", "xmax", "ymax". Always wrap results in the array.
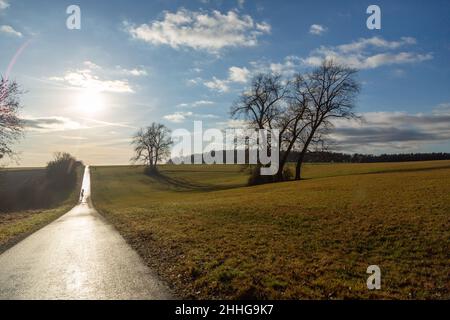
[
  {"xmin": 248, "ymin": 166, "xmax": 293, "ymax": 186},
  {"xmin": 46, "ymin": 152, "xmax": 80, "ymax": 190}
]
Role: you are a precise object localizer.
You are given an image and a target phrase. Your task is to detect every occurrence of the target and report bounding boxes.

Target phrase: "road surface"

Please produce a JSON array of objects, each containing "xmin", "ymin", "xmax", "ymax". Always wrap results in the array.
[{"xmin": 0, "ymin": 166, "xmax": 171, "ymax": 300}]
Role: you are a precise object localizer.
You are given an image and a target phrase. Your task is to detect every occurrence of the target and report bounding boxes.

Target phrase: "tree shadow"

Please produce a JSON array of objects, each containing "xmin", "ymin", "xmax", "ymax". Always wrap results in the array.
[{"xmin": 147, "ymin": 170, "xmax": 243, "ymax": 193}]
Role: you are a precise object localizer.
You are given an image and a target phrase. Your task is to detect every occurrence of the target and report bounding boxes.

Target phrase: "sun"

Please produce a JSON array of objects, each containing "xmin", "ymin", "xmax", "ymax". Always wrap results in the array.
[{"xmin": 75, "ymin": 89, "xmax": 105, "ymax": 115}]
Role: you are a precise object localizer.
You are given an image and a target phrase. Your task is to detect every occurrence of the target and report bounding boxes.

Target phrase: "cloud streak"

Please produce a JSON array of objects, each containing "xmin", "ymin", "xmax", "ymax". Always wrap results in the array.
[
  {"xmin": 23, "ymin": 117, "xmax": 83, "ymax": 132},
  {"xmin": 303, "ymin": 36, "xmax": 432, "ymax": 69},
  {"xmin": 0, "ymin": 25, "xmax": 22, "ymax": 37}
]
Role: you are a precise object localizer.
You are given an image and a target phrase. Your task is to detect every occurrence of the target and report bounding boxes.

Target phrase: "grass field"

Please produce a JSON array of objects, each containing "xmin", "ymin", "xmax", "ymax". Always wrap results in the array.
[
  {"xmin": 90, "ymin": 161, "xmax": 450, "ymax": 299},
  {"xmin": 0, "ymin": 167, "xmax": 83, "ymax": 252}
]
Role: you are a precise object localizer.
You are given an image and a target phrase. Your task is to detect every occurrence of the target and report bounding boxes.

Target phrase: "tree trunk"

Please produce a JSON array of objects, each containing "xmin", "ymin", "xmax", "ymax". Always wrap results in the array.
[{"xmin": 295, "ymin": 150, "xmax": 306, "ymax": 180}]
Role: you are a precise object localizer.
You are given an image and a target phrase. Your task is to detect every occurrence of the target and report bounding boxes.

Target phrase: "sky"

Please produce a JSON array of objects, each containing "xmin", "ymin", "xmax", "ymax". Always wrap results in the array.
[{"xmin": 1, "ymin": 0, "xmax": 449, "ymax": 166}]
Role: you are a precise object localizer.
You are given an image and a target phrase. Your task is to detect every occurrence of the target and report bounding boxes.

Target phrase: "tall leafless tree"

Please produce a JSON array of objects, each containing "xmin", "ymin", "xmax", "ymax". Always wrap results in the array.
[
  {"xmin": 0, "ymin": 78, "xmax": 23, "ymax": 161},
  {"xmin": 293, "ymin": 60, "xmax": 361, "ymax": 180},
  {"xmin": 230, "ymin": 60, "xmax": 360, "ymax": 183},
  {"xmin": 230, "ymin": 73, "xmax": 289, "ymax": 130},
  {"xmin": 231, "ymin": 73, "xmax": 291, "ymax": 180},
  {"xmin": 131, "ymin": 123, "xmax": 173, "ymax": 170}
]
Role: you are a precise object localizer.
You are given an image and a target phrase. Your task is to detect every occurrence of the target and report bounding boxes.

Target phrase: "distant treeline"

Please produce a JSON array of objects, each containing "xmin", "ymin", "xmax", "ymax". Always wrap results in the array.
[
  {"xmin": 170, "ymin": 151, "xmax": 450, "ymax": 164},
  {"xmin": 291, "ymin": 151, "xmax": 450, "ymax": 163}
]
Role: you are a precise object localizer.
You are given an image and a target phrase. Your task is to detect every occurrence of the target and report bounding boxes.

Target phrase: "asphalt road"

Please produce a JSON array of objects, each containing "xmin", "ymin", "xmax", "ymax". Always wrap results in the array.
[{"xmin": 0, "ymin": 166, "xmax": 171, "ymax": 300}]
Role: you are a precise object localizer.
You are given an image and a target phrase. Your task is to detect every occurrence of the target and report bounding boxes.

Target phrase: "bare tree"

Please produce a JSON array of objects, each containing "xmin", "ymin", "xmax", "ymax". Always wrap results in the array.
[
  {"xmin": 231, "ymin": 73, "xmax": 291, "ymax": 180},
  {"xmin": 131, "ymin": 123, "xmax": 173, "ymax": 171},
  {"xmin": 0, "ymin": 78, "xmax": 23, "ymax": 161},
  {"xmin": 229, "ymin": 60, "xmax": 361, "ymax": 183},
  {"xmin": 293, "ymin": 60, "xmax": 361, "ymax": 180},
  {"xmin": 275, "ymin": 78, "xmax": 311, "ymax": 180},
  {"xmin": 231, "ymin": 73, "xmax": 289, "ymax": 130}
]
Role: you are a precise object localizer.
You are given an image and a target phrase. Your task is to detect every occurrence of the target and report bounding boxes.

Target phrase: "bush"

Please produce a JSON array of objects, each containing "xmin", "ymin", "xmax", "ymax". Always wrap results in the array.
[
  {"xmin": 46, "ymin": 152, "xmax": 80, "ymax": 190},
  {"xmin": 282, "ymin": 166, "xmax": 294, "ymax": 180},
  {"xmin": 248, "ymin": 166, "xmax": 293, "ymax": 186}
]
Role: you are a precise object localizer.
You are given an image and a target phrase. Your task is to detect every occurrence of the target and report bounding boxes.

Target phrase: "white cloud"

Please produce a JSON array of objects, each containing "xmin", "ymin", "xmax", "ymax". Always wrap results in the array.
[
  {"xmin": 309, "ymin": 24, "xmax": 327, "ymax": 35},
  {"xmin": 204, "ymin": 66, "xmax": 251, "ymax": 92},
  {"xmin": 303, "ymin": 36, "xmax": 432, "ymax": 69},
  {"xmin": 83, "ymin": 61, "xmax": 101, "ymax": 70},
  {"xmin": 0, "ymin": 0, "xmax": 9, "ymax": 10},
  {"xmin": 337, "ymin": 36, "xmax": 416, "ymax": 53},
  {"xmin": 164, "ymin": 112, "xmax": 193, "ymax": 123},
  {"xmin": 186, "ymin": 77, "xmax": 202, "ymax": 86},
  {"xmin": 116, "ymin": 66, "xmax": 148, "ymax": 77},
  {"xmin": 228, "ymin": 66, "xmax": 250, "ymax": 83},
  {"xmin": 125, "ymin": 9, "xmax": 271, "ymax": 53},
  {"xmin": 50, "ymin": 62, "xmax": 135, "ymax": 93},
  {"xmin": 0, "ymin": 25, "xmax": 22, "ymax": 37},
  {"xmin": 177, "ymin": 100, "xmax": 215, "ymax": 108},
  {"xmin": 193, "ymin": 100, "xmax": 214, "ymax": 107},
  {"xmin": 50, "ymin": 69, "xmax": 133, "ymax": 93},
  {"xmin": 432, "ymin": 103, "xmax": 450, "ymax": 116},
  {"xmin": 164, "ymin": 110, "xmax": 218, "ymax": 123},
  {"xmin": 204, "ymin": 77, "xmax": 230, "ymax": 92}
]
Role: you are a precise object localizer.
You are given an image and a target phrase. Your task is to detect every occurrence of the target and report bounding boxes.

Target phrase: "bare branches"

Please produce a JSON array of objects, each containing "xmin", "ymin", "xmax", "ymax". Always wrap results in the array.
[
  {"xmin": 229, "ymin": 59, "xmax": 361, "ymax": 182},
  {"xmin": 0, "ymin": 78, "xmax": 24, "ymax": 160},
  {"xmin": 293, "ymin": 60, "xmax": 361, "ymax": 179},
  {"xmin": 131, "ymin": 123, "xmax": 173, "ymax": 169},
  {"xmin": 230, "ymin": 73, "xmax": 289, "ymax": 130}
]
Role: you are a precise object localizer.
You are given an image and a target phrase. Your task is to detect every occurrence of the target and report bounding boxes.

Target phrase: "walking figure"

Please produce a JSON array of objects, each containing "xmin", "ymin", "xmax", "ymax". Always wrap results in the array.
[{"xmin": 80, "ymin": 189, "xmax": 84, "ymax": 202}]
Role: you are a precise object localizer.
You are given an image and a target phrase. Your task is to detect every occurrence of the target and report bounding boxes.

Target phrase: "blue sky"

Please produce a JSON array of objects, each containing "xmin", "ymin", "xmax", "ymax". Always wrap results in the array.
[{"xmin": 1, "ymin": 0, "xmax": 449, "ymax": 166}]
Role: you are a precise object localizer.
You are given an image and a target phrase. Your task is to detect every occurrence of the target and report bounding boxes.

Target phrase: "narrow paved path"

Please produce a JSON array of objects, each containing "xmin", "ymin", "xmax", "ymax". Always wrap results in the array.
[{"xmin": 0, "ymin": 166, "xmax": 171, "ymax": 300}]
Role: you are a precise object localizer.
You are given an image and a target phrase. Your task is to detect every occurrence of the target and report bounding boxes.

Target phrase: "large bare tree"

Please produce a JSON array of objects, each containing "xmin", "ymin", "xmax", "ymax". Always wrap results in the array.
[
  {"xmin": 0, "ymin": 78, "xmax": 23, "ymax": 161},
  {"xmin": 230, "ymin": 73, "xmax": 289, "ymax": 130},
  {"xmin": 230, "ymin": 60, "xmax": 361, "ymax": 183},
  {"xmin": 231, "ymin": 73, "xmax": 291, "ymax": 180},
  {"xmin": 131, "ymin": 123, "xmax": 173, "ymax": 171},
  {"xmin": 293, "ymin": 60, "xmax": 361, "ymax": 180}
]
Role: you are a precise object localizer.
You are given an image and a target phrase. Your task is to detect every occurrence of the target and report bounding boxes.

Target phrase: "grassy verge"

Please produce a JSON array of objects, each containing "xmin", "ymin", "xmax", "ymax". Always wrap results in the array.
[
  {"xmin": 91, "ymin": 161, "xmax": 450, "ymax": 299},
  {"xmin": 0, "ymin": 166, "xmax": 83, "ymax": 253}
]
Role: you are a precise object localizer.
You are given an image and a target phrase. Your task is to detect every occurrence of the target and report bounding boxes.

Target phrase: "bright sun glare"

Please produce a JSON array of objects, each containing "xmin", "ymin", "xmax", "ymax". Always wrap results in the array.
[{"xmin": 75, "ymin": 89, "xmax": 105, "ymax": 115}]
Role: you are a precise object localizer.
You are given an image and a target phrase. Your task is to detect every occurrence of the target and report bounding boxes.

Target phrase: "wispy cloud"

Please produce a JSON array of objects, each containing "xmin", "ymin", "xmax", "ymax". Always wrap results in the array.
[
  {"xmin": 115, "ymin": 66, "xmax": 148, "ymax": 77},
  {"xmin": 23, "ymin": 116, "xmax": 83, "ymax": 132},
  {"xmin": 0, "ymin": 0, "xmax": 9, "ymax": 10},
  {"xmin": 164, "ymin": 111, "xmax": 193, "ymax": 123},
  {"xmin": 203, "ymin": 66, "xmax": 251, "ymax": 92},
  {"xmin": 303, "ymin": 36, "xmax": 432, "ymax": 69},
  {"xmin": 49, "ymin": 62, "xmax": 134, "ymax": 93},
  {"xmin": 164, "ymin": 111, "xmax": 218, "ymax": 123},
  {"xmin": 125, "ymin": 9, "xmax": 271, "ymax": 53},
  {"xmin": 0, "ymin": 25, "xmax": 22, "ymax": 37},
  {"xmin": 204, "ymin": 77, "xmax": 231, "ymax": 92},
  {"xmin": 309, "ymin": 24, "xmax": 327, "ymax": 35},
  {"xmin": 177, "ymin": 100, "xmax": 215, "ymax": 108},
  {"xmin": 228, "ymin": 66, "xmax": 250, "ymax": 83}
]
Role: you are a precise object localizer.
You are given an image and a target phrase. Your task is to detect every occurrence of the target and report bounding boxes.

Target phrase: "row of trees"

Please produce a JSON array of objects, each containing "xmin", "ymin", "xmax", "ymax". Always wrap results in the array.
[
  {"xmin": 131, "ymin": 60, "xmax": 361, "ymax": 182},
  {"xmin": 231, "ymin": 60, "xmax": 361, "ymax": 181}
]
